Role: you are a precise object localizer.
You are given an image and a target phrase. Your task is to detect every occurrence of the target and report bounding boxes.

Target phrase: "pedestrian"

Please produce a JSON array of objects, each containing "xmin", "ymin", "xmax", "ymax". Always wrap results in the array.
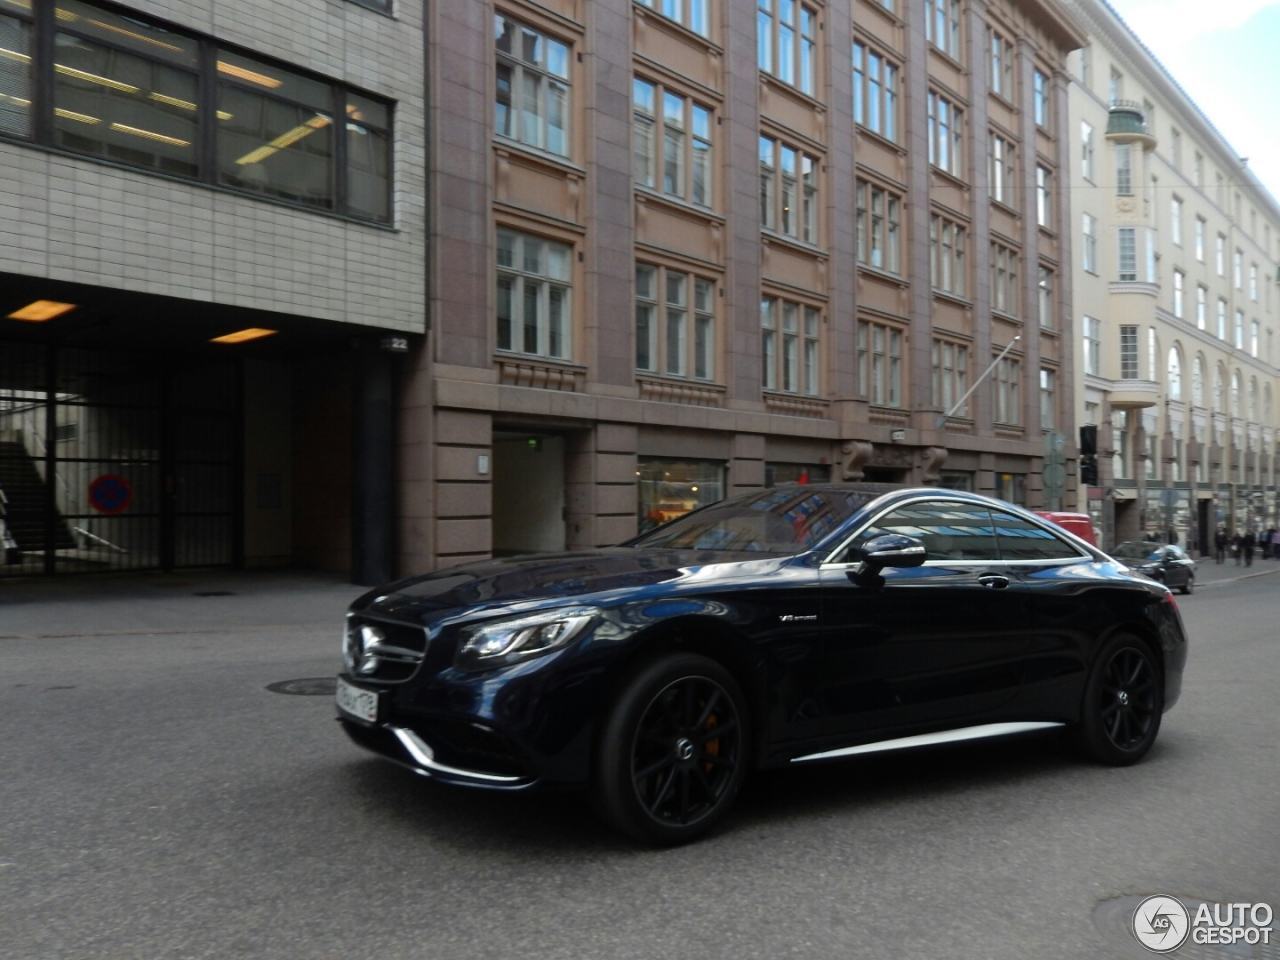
[
  {"xmin": 1215, "ymin": 526, "xmax": 1227, "ymax": 564},
  {"xmin": 1262, "ymin": 527, "xmax": 1273, "ymax": 561},
  {"xmin": 1267, "ymin": 527, "xmax": 1278, "ymax": 560},
  {"xmin": 1243, "ymin": 529, "xmax": 1257, "ymax": 567},
  {"xmin": 1232, "ymin": 531, "xmax": 1242, "ymax": 566}
]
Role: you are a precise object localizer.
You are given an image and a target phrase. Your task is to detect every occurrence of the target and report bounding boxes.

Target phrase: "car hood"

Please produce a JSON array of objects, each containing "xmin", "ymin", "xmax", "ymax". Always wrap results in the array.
[{"xmin": 352, "ymin": 548, "xmax": 801, "ymax": 622}]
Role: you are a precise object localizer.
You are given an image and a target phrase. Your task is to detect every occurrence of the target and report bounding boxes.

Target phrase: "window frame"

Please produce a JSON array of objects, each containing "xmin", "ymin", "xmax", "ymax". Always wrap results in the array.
[
  {"xmin": 633, "ymin": 76, "xmax": 714, "ymax": 209},
  {"xmin": 1037, "ymin": 265, "xmax": 1054, "ymax": 329},
  {"xmin": 993, "ymin": 355, "xmax": 1021, "ymax": 425},
  {"xmin": 759, "ymin": 133, "xmax": 820, "ymax": 244},
  {"xmin": 1083, "ymin": 316, "xmax": 1101, "ymax": 376},
  {"xmin": 927, "ymin": 90, "xmax": 963, "ymax": 177},
  {"xmin": 1082, "ymin": 213, "xmax": 1097, "ymax": 273},
  {"xmin": 989, "ymin": 30, "xmax": 1014, "ymax": 101},
  {"xmin": 925, "ymin": 0, "xmax": 962, "ymax": 61},
  {"xmin": 857, "ymin": 318, "xmax": 903, "ymax": 407},
  {"xmin": 496, "ymin": 14, "xmax": 572, "ymax": 158},
  {"xmin": 932, "ymin": 338, "xmax": 970, "ymax": 417},
  {"xmin": 1033, "ymin": 69, "xmax": 1049, "ymax": 128},
  {"xmin": 1035, "ymin": 165, "xmax": 1051, "ymax": 228},
  {"xmin": 759, "ymin": 0, "xmax": 818, "ymax": 96},
  {"xmin": 990, "ymin": 132, "xmax": 1016, "ymax": 207},
  {"xmin": 496, "ymin": 227, "xmax": 574, "ymax": 361},
  {"xmin": 635, "ymin": 0, "xmax": 711, "ymax": 37},
  {"xmin": 1080, "ymin": 120, "xmax": 1094, "ymax": 181},
  {"xmin": 856, "ymin": 178, "xmax": 901, "ymax": 274},
  {"xmin": 763, "ymin": 295, "xmax": 822, "ymax": 396},
  {"xmin": 1117, "ymin": 227, "xmax": 1136, "ymax": 282},
  {"xmin": 931, "ymin": 214, "xmax": 968, "ymax": 298},
  {"xmin": 636, "ymin": 262, "xmax": 717, "ymax": 381},
  {"xmin": 990, "ymin": 241, "xmax": 1018, "ymax": 314},
  {"xmin": 852, "ymin": 39, "xmax": 899, "ymax": 142},
  {"xmin": 0, "ymin": 0, "xmax": 394, "ymax": 224}
]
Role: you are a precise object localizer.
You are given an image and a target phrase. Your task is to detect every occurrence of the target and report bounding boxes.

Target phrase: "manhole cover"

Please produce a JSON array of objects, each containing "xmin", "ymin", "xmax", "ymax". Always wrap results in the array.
[
  {"xmin": 266, "ymin": 678, "xmax": 337, "ymax": 696},
  {"xmin": 1094, "ymin": 895, "xmax": 1279, "ymax": 959}
]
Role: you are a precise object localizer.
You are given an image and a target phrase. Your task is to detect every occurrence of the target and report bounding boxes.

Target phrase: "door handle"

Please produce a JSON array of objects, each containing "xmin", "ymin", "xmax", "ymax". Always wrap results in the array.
[{"xmin": 978, "ymin": 574, "xmax": 1010, "ymax": 589}]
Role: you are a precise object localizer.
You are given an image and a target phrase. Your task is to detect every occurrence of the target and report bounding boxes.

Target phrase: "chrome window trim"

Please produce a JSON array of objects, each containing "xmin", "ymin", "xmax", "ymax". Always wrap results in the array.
[{"xmin": 818, "ymin": 494, "xmax": 1092, "ymax": 567}]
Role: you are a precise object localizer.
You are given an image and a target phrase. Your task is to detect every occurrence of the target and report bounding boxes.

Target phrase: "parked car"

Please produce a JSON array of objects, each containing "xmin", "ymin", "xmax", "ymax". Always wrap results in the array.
[
  {"xmin": 1110, "ymin": 541, "xmax": 1197, "ymax": 594},
  {"xmin": 336, "ymin": 487, "xmax": 1188, "ymax": 844},
  {"xmin": 1034, "ymin": 511, "xmax": 1098, "ymax": 546}
]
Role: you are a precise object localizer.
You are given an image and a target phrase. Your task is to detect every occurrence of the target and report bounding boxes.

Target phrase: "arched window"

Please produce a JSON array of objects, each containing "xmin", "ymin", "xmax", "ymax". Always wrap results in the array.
[
  {"xmin": 1267, "ymin": 384, "xmax": 1274, "ymax": 426},
  {"xmin": 1215, "ymin": 365, "xmax": 1226, "ymax": 412},
  {"xmin": 1192, "ymin": 354, "xmax": 1205, "ymax": 407},
  {"xmin": 1147, "ymin": 327, "xmax": 1159, "ymax": 381},
  {"xmin": 1249, "ymin": 377, "xmax": 1259, "ymax": 422},
  {"xmin": 1167, "ymin": 346, "xmax": 1182, "ymax": 400},
  {"xmin": 1231, "ymin": 370, "xmax": 1242, "ymax": 418}
]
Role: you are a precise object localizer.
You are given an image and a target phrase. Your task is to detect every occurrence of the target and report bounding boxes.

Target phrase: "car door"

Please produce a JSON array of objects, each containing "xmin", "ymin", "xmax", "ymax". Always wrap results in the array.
[
  {"xmin": 1164, "ymin": 545, "xmax": 1194, "ymax": 588},
  {"xmin": 818, "ymin": 498, "xmax": 1033, "ymax": 738}
]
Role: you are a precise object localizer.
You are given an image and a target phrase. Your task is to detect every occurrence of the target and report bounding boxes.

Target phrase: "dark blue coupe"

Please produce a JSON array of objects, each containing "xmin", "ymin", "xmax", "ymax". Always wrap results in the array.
[{"xmin": 336, "ymin": 486, "xmax": 1188, "ymax": 844}]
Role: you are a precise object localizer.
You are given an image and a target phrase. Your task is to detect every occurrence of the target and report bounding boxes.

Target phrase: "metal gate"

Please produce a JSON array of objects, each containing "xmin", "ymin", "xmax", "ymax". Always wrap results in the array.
[{"xmin": 0, "ymin": 341, "xmax": 240, "ymax": 575}]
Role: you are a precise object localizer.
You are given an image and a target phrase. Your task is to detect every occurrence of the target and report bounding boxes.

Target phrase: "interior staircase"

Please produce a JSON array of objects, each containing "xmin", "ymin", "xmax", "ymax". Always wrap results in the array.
[{"xmin": 0, "ymin": 440, "xmax": 77, "ymax": 555}]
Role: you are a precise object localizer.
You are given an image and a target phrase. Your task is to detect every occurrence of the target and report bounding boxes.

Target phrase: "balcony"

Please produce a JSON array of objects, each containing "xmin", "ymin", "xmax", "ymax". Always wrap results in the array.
[
  {"xmin": 1106, "ymin": 101, "xmax": 1156, "ymax": 149},
  {"xmin": 1109, "ymin": 378, "xmax": 1160, "ymax": 409}
]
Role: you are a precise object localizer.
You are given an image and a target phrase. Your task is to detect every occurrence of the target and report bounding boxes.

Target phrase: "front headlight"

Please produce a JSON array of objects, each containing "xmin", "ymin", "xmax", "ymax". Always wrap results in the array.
[{"xmin": 455, "ymin": 607, "xmax": 598, "ymax": 671}]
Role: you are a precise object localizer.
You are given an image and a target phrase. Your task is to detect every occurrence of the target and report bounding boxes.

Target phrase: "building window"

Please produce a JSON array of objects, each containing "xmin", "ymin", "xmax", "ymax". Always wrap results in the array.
[
  {"xmin": 496, "ymin": 15, "xmax": 570, "ymax": 157},
  {"xmin": 1234, "ymin": 249, "xmax": 1243, "ymax": 289},
  {"xmin": 1039, "ymin": 368, "xmax": 1056, "ymax": 429},
  {"xmin": 1083, "ymin": 316, "xmax": 1101, "ymax": 376},
  {"xmin": 1146, "ymin": 227, "xmax": 1157, "ymax": 283},
  {"xmin": 759, "ymin": 0, "xmax": 817, "ymax": 96},
  {"xmin": 4, "ymin": 1, "xmax": 392, "ymax": 222},
  {"xmin": 1038, "ymin": 266, "xmax": 1054, "ymax": 329},
  {"xmin": 1036, "ymin": 165, "xmax": 1051, "ymax": 227},
  {"xmin": 1216, "ymin": 234, "xmax": 1226, "ymax": 276},
  {"xmin": 1119, "ymin": 325, "xmax": 1139, "ymax": 380},
  {"xmin": 990, "ymin": 133, "xmax": 1015, "ymax": 206},
  {"xmin": 496, "ymin": 229, "xmax": 572, "ymax": 360},
  {"xmin": 1172, "ymin": 269, "xmax": 1184, "ymax": 319},
  {"xmin": 633, "ymin": 78, "xmax": 712, "ymax": 207},
  {"xmin": 762, "ymin": 298, "xmax": 820, "ymax": 395},
  {"xmin": 1147, "ymin": 327, "xmax": 1158, "ymax": 381},
  {"xmin": 635, "ymin": 0, "xmax": 710, "ymax": 36},
  {"xmin": 1193, "ymin": 354, "xmax": 1205, "ymax": 406},
  {"xmin": 1082, "ymin": 213, "xmax": 1097, "ymax": 272},
  {"xmin": 927, "ymin": 91, "xmax": 963, "ymax": 176},
  {"xmin": 1194, "ymin": 217, "xmax": 1205, "ymax": 261},
  {"xmin": 1109, "ymin": 68, "xmax": 1123, "ymax": 104},
  {"xmin": 1250, "ymin": 263, "xmax": 1259, "ymax": 301},
  {"xmin": 856, "ymin": 180, "xmax": 901, "ymax": 273},
  {"xmin": 637, "ymin": 459, "xmax": 724, "ymax": 533},
  {"xmin": 991, "ymin": 242, "xmax": 1017, "ymax": 314},
  {"xmin": 1081, "ymin": 121, "xmax": 1094, "ymax": 180},
  {"xmin": 1033, "ymin": 70, "xmax": 1049, "ymax": 127},
  {"xmin": 1217, "ymin": 299, "xmax": 1227, "ymax": 340},
  {"xmin": 853, "ymin": 42, "xmax": 899, "ymax": 141},
  {"xmin": 932, "ymin": 340, "xmax": 969, "ymax": 416},
  {"xmin": 1170, "ymin": 197, "xmax": 1182, "ymax": 245},
  {"xmin": 930, "ymin": 215, "xmax": 967, "ymax": 297},
  {"xmin": 1196, "ymin": 285, "xmax": 1207, "ymax": 329},
  {"xmin": 925, "ymin": 0, "xmax": 962, "ymax": 59},
  {"xmin": 636, "ymin": 264, "xmax": 715, "ymax": 380},
  {"xmin": 993, "ymin": 356, "xmax": 1020, "ymax": 424},
  {"xmin": 1118, "ymin": 227, "xmax": 1137, "ymax": 281},
  {"xmin": 1171, "ymin": 127, "xmax": 1181, "ymax": 170},
  {"xmin": 990, "ymin": 31, "xmax": 1014, "ymax": 99},
  {"xmin": 1235, "ymin": 309, "xmax": 1245, "ymax": 350},
  {"xmin": 1115, "ymin": 143, "xmax": 1132, "ymax": 196},
  {"xmin": 1194, "ymin": 152, "xmax": 1204, "ymax": 187},
  {"xmin": 1251, "ymin": 319, "xmax": 1260, "ymax": 357},
  {"xmin": 1167, "ymin": 348, "xmax": 1182, "ymax": 401},
  {"xmin": 759, "ymin": 135, "xmax": 819, "ymax": 243},
  {"xmin": 857, "ymin": 320, "xmax": 902, "ymax": 406}
]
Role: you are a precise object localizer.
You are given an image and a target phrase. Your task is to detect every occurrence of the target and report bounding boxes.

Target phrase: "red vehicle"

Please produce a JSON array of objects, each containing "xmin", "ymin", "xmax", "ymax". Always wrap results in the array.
[{"xmin": 1034, "ymin": 511, "xmax": 1098, "ymax": 546}]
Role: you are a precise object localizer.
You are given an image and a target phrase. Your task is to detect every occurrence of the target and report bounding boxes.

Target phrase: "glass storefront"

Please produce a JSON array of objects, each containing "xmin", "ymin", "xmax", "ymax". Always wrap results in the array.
[
  {"xmin": 637, "ymin": 458, "xmax": 725, "ymax": 534},
  {"xmin": 939, "ymin": 470, "xmax": 973, "ymax": 491},
  {"xmin": 994, "ymin": 472, "xmax": 1026, "ymax": 505},
  {"xmin": 765, "ymin": 462, "xmax": 831, "ymax": 486}
]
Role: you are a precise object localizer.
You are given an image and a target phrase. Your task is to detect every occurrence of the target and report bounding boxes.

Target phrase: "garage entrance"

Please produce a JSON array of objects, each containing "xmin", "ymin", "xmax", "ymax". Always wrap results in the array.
[
  {"xmin": 491, "ymin": 430, "xmax": 566, "ymax": 557},
  {"xmin": 0, "ymin": 341, "xmax": 239, "ymax": 574}
]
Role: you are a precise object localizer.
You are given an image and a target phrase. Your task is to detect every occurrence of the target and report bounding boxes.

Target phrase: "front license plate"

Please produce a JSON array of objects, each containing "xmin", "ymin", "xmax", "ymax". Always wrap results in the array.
[{"xmin": 336, "ymin": 676, "xmax": 379, "ymax": 723}]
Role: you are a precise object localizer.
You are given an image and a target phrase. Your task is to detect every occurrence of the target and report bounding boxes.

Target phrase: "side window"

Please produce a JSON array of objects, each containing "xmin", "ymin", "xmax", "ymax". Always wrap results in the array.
[
  {"xmin": 840, "ymin": 500, "xmax": 1000, "ymax": 562},
  {"xmin": 990, "ymin": 510, "xmax": 1083, "ymax": 561}
]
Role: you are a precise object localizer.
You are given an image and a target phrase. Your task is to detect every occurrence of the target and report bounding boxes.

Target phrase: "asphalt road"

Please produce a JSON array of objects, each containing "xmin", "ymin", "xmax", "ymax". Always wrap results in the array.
[{"xmin": 1, "ymin": 568, "xmax": 1278, "ymax": 959}]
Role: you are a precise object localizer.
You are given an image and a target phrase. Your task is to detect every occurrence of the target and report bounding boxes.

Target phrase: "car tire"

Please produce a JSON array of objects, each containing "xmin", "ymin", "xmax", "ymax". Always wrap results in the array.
[
  {"xmin": 1181, "ymin": 575, "xmax": 1193, "ymax": 595},
  {"xmin": 1074, "ymin": 632, "xmax": 1163, "ymax": 766},
  {"xmin": 592, "ymin": 653, "xmax": 750, "ymax": 845}
]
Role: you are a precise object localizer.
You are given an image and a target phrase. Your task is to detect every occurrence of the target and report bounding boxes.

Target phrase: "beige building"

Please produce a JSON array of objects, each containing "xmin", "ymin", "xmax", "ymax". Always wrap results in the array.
[
  {"xmin": 409, "ymin": 0, "xmax": 1086, "ymax": 573},
  {"xmin": 1064, "ymin": 0, "xmax": 1280, "ymax": 552}
]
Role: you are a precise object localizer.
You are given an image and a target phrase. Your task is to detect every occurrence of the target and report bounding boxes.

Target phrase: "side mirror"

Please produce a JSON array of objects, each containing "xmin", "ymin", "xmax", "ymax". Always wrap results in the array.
[{"xmin": 856, "ymin": 534, "xmax": 927, "ymax": 573}]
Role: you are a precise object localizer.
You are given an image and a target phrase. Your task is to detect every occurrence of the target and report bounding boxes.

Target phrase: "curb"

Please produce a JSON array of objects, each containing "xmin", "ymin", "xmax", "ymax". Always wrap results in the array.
[{"xmin": 1196, "ymin": 565, "xmax": 1280, "ymax": 589}]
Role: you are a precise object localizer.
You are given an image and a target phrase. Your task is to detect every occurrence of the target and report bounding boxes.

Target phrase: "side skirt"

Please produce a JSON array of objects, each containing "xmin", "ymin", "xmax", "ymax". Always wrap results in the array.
[{"xmin": 789, "ymin": 721, "xmax": 1065, "ymax": 763}]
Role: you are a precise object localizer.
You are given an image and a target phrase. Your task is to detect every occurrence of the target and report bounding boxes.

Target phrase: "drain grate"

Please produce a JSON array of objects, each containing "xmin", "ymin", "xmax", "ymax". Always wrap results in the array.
[
  {"xmin": 1094, "ymin": 895, "xmax": 1279, "ymax": 959},
  {"xmin": 266, "ymin": 678, "xmax": 337, "ymax": 696}
]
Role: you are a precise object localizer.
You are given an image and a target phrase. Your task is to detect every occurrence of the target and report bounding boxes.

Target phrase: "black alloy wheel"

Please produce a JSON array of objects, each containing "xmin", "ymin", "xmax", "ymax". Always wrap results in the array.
[
  {"xmin": 592, "ymin": 653, "xmax": 749, "ymax": 845},
  {"xmin": 1181, "ymin": 574, "xmax": 1194, "ymax": 595},
  {"xmin": 1075, "ymin": 633, "xmax": 1163, "ymax": 765}
]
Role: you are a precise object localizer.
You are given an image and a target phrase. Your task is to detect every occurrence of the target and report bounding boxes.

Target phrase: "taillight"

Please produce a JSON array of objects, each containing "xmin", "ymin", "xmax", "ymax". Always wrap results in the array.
[{"xmin": 1162, "ymin": 591, "xmax": 1179, "ymax": 611}]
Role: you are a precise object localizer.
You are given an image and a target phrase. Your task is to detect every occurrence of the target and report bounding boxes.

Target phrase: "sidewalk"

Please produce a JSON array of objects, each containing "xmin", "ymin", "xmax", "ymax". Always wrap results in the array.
[{"xmin": 1191, "ymin": 555, "xmax": 1280, "ymax": 588}]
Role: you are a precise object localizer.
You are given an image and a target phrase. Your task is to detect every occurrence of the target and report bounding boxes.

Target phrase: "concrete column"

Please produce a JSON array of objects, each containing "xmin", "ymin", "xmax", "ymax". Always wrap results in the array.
[
  {"xmin": 397, "ymin": 336, "xmax": 434, "ymax": 577},
  {"xmin": 1016, "ymin": 39, "xmax": 1043, "ymax": 449},
  {"xmin": 966, "ymin": 0, "xmax": 994, "ymax": 435},
  {"xmin": 902, "ymin": 0, "xmax": 934, "ymax": 430},
  {"xmin": 826, "ymin": 0, "xmax": 858, "ymax": 398},
  {"xmin": 433, "ymin": 409, "xmax": 492, "ymax": 567},
  {"xmin": 728, "ymin": 433, "xmax": 766, "ymax": 496},
  {"xmin": 352, "ymin": 346, "xmax": 396, "ymax": 586}
]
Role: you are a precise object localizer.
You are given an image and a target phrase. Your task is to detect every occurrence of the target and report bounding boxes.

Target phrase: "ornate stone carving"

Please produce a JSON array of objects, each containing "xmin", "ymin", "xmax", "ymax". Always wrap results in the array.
[
  {"xmin": 921, "ymin": 446, "xmax": 948, "ymax": 484},
  {"xmin": 870, "ymin": 444, "xmax": 914, "ymax": 468},
  {"xmin": 841, "ymin": 440, "xmax": 873, "ymax": 481}
]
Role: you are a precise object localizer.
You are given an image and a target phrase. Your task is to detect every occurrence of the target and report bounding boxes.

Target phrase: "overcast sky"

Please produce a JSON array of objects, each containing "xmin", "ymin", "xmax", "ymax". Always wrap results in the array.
[{"xmin": 1103, "ymin": 0, "xmax": 1280, "ymax": 203}]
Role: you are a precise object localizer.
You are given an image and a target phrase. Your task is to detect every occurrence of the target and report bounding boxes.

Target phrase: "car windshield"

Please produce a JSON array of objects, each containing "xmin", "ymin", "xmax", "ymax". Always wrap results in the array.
[
  {"xmin": 1112, "ymin": 542, "xmax": 1162, "ymax": 560},
  {"xmin": 628, "ymin": 487, "xmax": 877, "ymax": 553}
]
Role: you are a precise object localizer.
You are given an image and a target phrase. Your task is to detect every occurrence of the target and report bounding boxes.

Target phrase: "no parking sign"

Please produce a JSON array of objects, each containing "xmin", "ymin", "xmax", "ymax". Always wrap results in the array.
[{"xmin": 88, "ymin": 474, "xmax": 132, "ymax": 515}]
